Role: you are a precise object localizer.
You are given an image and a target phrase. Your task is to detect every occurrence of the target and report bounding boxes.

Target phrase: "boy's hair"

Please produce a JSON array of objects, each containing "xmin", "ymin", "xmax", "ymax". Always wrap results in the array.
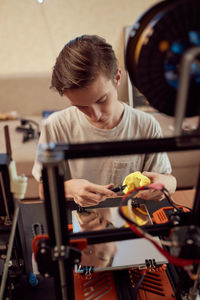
[{"xmin": 51, "ymin": 35, "xmax": 118, "ymax": 95}]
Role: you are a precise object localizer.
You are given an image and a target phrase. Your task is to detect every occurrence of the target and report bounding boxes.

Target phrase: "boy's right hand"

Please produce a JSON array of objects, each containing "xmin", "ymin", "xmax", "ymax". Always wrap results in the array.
[{"xmin": 64, "ymin": 179, "xmax": 117, "ymax": 207}]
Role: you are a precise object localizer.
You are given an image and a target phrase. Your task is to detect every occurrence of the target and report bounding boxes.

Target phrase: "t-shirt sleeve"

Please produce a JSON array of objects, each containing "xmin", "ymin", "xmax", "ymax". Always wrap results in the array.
[
  {"xmin": 32, "ymin": 120, "xmax": 53, "ymax": 182},
  {"xmin": 143, "ymin": 117, "xmax": 172, "ymax": 174},
  {"xmin": 32, "ymin": 119, "xmax": 71, "ymax": 182}
]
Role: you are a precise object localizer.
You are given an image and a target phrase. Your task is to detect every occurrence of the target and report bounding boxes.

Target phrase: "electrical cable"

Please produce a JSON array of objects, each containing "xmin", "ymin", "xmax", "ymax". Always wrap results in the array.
[
  {"xmin": 162, "ymin": 187, "xmax": 182, "ymax": 212},
  {"xmin": 172, "ymin": 202, "xmax": 192, "ymax": 212},
  {"xmin": 119, "ymin": 184, "xmax": 200, "ymax": 267}
]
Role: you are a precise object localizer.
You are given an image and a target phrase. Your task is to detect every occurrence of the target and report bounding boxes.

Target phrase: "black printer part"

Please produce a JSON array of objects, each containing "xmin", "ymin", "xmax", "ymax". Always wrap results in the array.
[{"xmin": 16, "ymin": 118, "xmax": 40, "ymax": 143}]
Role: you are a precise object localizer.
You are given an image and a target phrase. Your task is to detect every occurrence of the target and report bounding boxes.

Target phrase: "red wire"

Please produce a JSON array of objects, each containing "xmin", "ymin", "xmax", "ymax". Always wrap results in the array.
[
  {"xmin": 120, "ymin": 184, "xmax": 200, "ymax": 267},
  {"xmin": 122, "ymin": 207, "xmax": 200, "ymax": 267}
]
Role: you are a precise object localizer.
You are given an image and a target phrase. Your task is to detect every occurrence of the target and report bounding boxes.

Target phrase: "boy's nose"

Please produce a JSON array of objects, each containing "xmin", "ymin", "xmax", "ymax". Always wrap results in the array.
[{"xmin": 89, "ymin": 106, "xmax": 101, "ymax": 121}]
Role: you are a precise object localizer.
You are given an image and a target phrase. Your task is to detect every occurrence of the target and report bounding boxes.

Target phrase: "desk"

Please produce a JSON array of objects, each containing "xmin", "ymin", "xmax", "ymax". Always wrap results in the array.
[
  {"xmin": 172, "ymin": 189, "xmax": 196, "ymax": 209},
  {"xmin": 0, "ymin": 117, "xmax": 42, "ymax": 198}
]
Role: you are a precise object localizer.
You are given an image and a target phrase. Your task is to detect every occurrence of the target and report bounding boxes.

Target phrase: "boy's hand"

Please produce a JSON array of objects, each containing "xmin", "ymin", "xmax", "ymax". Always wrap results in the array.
[{"xmin": 64, "ymin": 179, "xmax": 116, "ymax": 207}]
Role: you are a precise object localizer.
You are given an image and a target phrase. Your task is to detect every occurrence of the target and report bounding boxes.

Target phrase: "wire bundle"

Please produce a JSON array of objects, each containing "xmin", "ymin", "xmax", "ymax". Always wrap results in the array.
[{"xmin": 119, "ymin": 183, "xmax": 200, "ymax": 267}]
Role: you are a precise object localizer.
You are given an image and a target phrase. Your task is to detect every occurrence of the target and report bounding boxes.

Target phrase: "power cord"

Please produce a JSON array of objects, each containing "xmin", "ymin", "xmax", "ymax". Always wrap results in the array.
[{"xmin": 16, "ymin": 118, "xmax": 40, "ymax": 143}]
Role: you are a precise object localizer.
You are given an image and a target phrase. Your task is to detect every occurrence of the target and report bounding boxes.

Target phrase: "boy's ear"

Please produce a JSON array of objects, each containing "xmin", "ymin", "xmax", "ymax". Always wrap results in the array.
[{"xmin": 114, "ymin": 69, "xmax": 122, "ymax": 87}]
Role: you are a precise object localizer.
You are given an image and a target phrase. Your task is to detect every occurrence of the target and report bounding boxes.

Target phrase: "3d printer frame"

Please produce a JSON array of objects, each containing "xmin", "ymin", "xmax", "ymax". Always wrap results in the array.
[{"xmin": 39, "ymin": 132, "xmax": 200, "ymax": 300}]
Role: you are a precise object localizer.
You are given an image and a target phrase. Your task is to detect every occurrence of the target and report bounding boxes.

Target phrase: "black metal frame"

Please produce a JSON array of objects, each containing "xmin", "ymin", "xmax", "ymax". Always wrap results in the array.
[{"xmin": 40, "ymin": 133, "xmax": 200, "ymax": 300}]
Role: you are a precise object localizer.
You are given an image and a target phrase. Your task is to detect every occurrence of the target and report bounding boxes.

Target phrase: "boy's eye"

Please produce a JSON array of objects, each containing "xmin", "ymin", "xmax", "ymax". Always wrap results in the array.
[{"xmin": 98, "ymin": 96, "xmax": 107, "ymax": 104}]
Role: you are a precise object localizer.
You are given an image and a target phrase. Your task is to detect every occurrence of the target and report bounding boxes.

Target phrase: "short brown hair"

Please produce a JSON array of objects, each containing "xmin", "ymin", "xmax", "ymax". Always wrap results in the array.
[{"xmin": 51, "ymin": 35, "xmax": 118, "ymax": 95}]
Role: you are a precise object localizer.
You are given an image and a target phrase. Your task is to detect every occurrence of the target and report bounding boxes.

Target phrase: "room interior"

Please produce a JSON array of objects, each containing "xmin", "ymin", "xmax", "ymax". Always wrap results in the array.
[
  {"xmin": 0, "ymin": 0, "xmax": 155, "ymax": 198},
  {"xmin": 0, "ymin": 0, "xmax": 200, "ymax": 299},
  {"xmin": 0, "ymin": 0, "xmax": 199, "ymax": 198}
]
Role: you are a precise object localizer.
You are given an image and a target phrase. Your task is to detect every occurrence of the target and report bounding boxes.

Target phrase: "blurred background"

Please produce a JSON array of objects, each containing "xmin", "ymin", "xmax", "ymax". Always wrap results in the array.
[{"xmin": 0, "ymin": 0, "xmax": 158, "ymax": 74}]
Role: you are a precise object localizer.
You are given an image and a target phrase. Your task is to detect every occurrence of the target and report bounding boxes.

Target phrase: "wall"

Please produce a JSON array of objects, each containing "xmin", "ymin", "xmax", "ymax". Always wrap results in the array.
[
  {"xmin": 0, "ymin": 0, "xmax": 158, "ymax": 115},
  {"xmin": 0, "ymin": 0, "xmax": 158, "ymax": 74}
]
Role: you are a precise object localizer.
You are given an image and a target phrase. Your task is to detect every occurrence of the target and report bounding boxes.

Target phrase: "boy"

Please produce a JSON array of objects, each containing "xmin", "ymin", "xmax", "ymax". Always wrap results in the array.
[{"xmin": 32, "ymin": 35, "xmax": 176, "ymax": 206}]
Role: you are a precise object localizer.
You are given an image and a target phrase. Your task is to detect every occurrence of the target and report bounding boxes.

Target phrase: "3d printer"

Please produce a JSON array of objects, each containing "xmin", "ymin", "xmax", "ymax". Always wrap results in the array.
[{"xmin": 1, "ymin": 0, "xmax": 200, "ymax": 299}]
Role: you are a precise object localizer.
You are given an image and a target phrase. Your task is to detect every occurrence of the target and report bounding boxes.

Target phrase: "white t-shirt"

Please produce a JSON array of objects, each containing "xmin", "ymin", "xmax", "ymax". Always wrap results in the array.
[{"xmin": 32, "ymin": 102, "xmax": 171, "ymax": 185}]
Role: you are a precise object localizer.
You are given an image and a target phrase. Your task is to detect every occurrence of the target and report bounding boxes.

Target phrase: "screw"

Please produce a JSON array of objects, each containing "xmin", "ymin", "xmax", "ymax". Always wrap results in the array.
[{"xmin": 186, "ymin": 239, "xmax": 194, "ymax": 245}]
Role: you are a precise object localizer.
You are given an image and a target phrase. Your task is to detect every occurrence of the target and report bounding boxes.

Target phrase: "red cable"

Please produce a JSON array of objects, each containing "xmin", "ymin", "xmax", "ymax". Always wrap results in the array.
[
  {"xmin": 120, "ymin": 184, "xmax": 200, "ymax": 267},
  {"xmin": 126, "ymin": 214, "xmax": 200, "ymax": 267}
]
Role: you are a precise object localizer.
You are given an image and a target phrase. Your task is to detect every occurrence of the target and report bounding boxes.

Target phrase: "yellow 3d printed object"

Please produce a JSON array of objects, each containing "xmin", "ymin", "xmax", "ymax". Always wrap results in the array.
[{"xmin": 122, "ymin": 171, "xmax": 151, "ymax": 194}]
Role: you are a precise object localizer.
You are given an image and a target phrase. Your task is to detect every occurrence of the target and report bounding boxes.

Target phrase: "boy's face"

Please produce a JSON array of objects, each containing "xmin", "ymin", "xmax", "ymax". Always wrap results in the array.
[
  {"xmin": 81, "ymin": 242, "xmax": 117, "ymax": 268},
  {"xmin": 64, "ymin": 70, "xmax": 122, "ymax": 129}
]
